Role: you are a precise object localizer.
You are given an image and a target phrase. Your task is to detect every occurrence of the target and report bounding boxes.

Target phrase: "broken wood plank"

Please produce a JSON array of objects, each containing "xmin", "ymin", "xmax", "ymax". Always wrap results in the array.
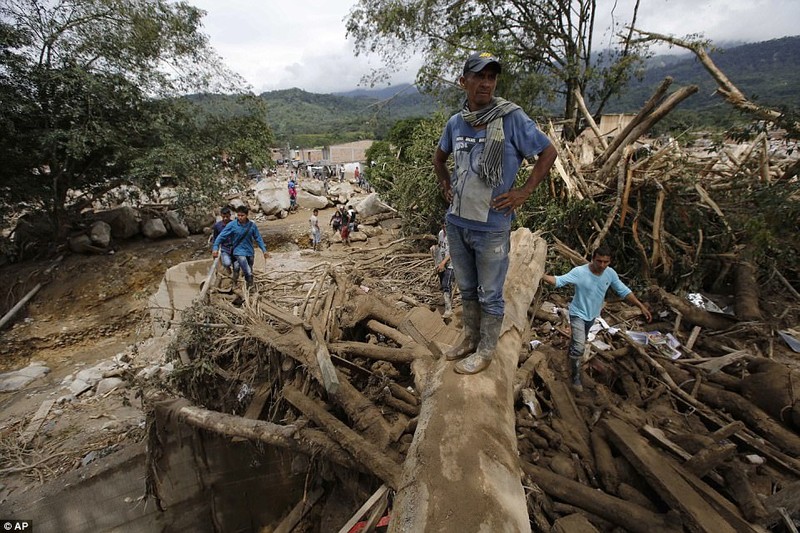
[
  {"xmin": 400, "ymin": 317, "xmax": 442, "ymax": 360},
  {"xmin": 258, "ymin": 299, "xmax": 307, "ymax": 328},
  {"xmin": 760, "ymin": 481, "xmax": 800, "ymax": 528},
  {"xmin": 603, "ymin": 416, "xmax": 739, "ymax": 533},
  {"xmin": 274, "ymin": 487, "xmax": 324, "ymax": 533},
  {"xmin": 311, "ymin": 317, "xmax": 340, "ymax": 395},
  {"xmin": 18, "ymin": 399, "xmax": 55, "ymax": 447},
  {"xmin": 683, "ymin": 442, "xmax": 737, "ymax": 477},
  {"xmin": 336, "ymin": 484, "xmax": 389, "ymax": 533}
]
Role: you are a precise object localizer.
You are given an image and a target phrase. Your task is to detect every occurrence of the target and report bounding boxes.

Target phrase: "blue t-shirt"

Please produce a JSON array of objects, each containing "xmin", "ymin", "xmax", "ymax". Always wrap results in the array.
[
  {"xmin": 438, "ymin": 108, "xmax": 551, "ymax": 231},
  {"xmin": 554, "ymin": 264, "xmax": 632, "ymax": 321}
]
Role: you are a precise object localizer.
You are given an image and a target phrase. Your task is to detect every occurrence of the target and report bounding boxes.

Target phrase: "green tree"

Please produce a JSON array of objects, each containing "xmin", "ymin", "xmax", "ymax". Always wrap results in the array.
[
  {"xmin": 0, "ymin": 0, "xmax": 271, "ymax": 243},
  {"xmin": 346, "ymin": 0, "xmax": 647, "ymax": 138}
]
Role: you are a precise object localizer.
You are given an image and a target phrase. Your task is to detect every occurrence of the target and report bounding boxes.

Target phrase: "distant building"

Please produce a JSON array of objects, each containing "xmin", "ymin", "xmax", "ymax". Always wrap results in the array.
[{"xmin": 325, "ymin": 140, "xmax": 374, "ymax": 164}]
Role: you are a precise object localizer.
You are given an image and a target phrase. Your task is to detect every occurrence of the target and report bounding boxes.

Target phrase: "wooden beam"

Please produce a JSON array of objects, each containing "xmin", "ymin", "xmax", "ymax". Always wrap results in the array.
[{"xmin": 603, "ymin": 417, "xmax": 738, "ymax": 533}]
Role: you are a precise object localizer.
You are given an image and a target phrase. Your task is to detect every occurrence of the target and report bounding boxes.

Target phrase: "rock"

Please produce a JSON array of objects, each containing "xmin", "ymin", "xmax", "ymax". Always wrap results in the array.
[
  {"xmin": 380, "ymin": 218, "xmax": 403, "ymax": 230},
  {"xmin": 257, "ymin": 188, "xmax": 291, "ymax": 215},
  {"xmin": 355, "ymin": 192, "xmax": 395, "ymax": 217},
  {"xmin": 349, "ymin": 231, "xmax": 368, "ymax": 242},
  {"xmin": 165, "ymin": 210, "xmax": 190, "ymax": 238},
  {"xmin": 301, "ymin": 181, "xmax": 327, "ymax": 196},
  {"xmin": 89, "ymin": 221, "xmax": 112, "ymax": 247},
  {"xmin": 96, "ymin": 377, "xmax": 124, "ymax": 396},
  {"xmin": 359, "ymin": 225, "xmax": 384, "ymax": 238},
  {"xmin": 328, "ymin": 182, "xmax": 356, "ymax": 199},
  {"xmin": 69, "ymin": 379, "xmax": 92, "ymax": 395},
  {"xmin": 0, "ymin": 362, "xmax": 50, "ymax": 392},
  {"xmin": 184, "ymin": 210, "xmax": 216, "ymax": 235},
  {"xmin": 297, "ymin": 190, "xmax": 329, "ymax": 209},
  {"xmin": 142, "ymin": 218, "xmax": 168, "ymax": 239},
  {"xmin": 97, "ymin": 206, "xmax": 141, "ymax": 239},
  {"xmin": 68, "ymin": 234, "xmax": 96, "ymax": 254}
]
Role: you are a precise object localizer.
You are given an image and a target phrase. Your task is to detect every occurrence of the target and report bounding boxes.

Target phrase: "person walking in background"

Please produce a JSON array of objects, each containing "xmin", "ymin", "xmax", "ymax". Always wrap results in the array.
[
  {"xmin": 210, "ymin": 206, "xmax": 233, "ymax": 276},
  {"xmin": 542, "ymin": 244, "xmax": 652, "ymax": 391},
  {"xmin": 309, "ymin": 208, "xmax": 322, "ymax": 251},
  {"xmin": 288, "ymin": 175, "xmax": 298, "ymax": 211},
  {"xmin": 431, "ymin": 222, "xmax": 454, "ymax": 319},
  {"xmin": 434, "ymin": 51, "xmax": 557, "ymax": 375}
]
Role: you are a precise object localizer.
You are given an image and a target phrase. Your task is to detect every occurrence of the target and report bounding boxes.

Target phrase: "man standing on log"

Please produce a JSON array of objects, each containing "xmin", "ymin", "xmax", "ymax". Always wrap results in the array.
[
  {"xmin": 434, "ymin": 52, "xmax": 557, "ymax": 375},
  {"xmin": 212, "ymin": 205, "xmax": 268, "ymax": 290},
  {"xmin": 543, "ymin": 245, "xmax": 652, "ymax": 391}
]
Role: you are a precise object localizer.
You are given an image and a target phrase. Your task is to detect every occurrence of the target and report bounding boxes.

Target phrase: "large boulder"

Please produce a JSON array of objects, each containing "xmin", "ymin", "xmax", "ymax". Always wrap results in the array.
[
  {"xmin": 69, "ymin": 234, "xmax": 105, "ymax": 254},
  {"xmin": 165, "ymin": 210, "xmax": 190, "ymax": 238},
  {"xmin": 89, "ymin": 221, "xmax": 112, "ymax": 248},
  {"xmin": 301, "ymin": 180, "xmax": 327, "ymax": 196},
  {"xmin": 327, "ymin": 182, "xmax": 356, "ymax": 200},
  {"xmin": 184, "ymin": 210, "xmax": 216, "ymax": 235},
  {"xmin": 257, "ymin": 188, "xmax": 291, "ymax": 215},
  {"xmin": 297, "ymin": 190, "xmax": 329, "ymax": 209},
  {"xmin": 355, "ymin": 192, "xmax": 395, "ymax": 218},
  {"xmin": 142, "ymin": 218, "xmax": 168, "ymax": 239},
  {"xmin": 97, "ymin": 206, "xmax": 141, "ymax": 239}
]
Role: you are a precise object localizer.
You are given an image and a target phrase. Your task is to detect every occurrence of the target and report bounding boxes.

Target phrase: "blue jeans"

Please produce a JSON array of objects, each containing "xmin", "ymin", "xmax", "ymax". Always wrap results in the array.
[
  {"xmin": 220, "ymin": 251, "xmax": 233, "ymax": 269},
  {"xmin": 569, "ymin": 315, "xmax": 595, "ymax": 360},
  {"xmin": 233, "ymin": 255, "xmax": 255, "ymax": 283},
  {"xmin": 446, "ymin": 221, "xmax": 509, "ymax": 316},
  {"xmin": 438, "ymin": 268, "xmax": 454, "ymax": 295}
]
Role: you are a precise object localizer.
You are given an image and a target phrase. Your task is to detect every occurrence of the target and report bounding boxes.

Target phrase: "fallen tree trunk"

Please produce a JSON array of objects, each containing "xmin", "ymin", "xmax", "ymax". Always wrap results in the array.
[{"xmin": 389, "ymin": 229, "xmax": 546, "ymax": 533}]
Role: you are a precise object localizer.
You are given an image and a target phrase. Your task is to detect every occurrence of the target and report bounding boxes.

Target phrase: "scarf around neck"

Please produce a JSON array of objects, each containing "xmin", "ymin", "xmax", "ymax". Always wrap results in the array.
[{"xmin": 461, "ymin": 97, "xmax": 520, "ymax": 189}]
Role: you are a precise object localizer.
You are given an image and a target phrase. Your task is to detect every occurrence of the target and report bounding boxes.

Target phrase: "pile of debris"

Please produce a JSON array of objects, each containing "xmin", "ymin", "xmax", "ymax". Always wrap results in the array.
[{"xmin": 145, "ymin": 222, "xmax": 799, "ymax": 532}]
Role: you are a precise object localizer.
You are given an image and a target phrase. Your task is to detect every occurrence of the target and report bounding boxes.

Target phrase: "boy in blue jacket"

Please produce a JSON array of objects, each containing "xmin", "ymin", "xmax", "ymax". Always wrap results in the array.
[{"xmin": 212, "ymin": 206, "xmax": 269, "ymax": 289}]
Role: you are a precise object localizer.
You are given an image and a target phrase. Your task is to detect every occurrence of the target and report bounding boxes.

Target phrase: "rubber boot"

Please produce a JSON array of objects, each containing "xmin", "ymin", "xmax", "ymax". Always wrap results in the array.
[
  {"xmin": 569, "ymin": 355, "xmax": 584, "ymax": 392},
  {"xmin": 442, "ymin": 292, "xmax": 453, "ymax": 319},
  {"xmin": 445, "ymin": 299, "xmax": 480, "ymax": 361},
  {"xmin": 455, "ymin": 312, "xmax": 503, "ymax": 375}
]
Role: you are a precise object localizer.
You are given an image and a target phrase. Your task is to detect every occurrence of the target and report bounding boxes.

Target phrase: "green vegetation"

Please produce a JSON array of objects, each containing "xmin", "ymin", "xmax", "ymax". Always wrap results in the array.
[{"xmin": 0, "ymin": 0, "xmax": 272, "ymax": 244}]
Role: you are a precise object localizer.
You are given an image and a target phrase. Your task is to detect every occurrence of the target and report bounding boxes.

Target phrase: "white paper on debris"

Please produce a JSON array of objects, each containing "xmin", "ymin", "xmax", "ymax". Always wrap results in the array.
[
  {"xmin": 686, "ymin": 293, "xmax": 735, "ymax": 315},
  {"xmin": 625, "ymin": 330, "xmax": 683, "ymax": 359}
]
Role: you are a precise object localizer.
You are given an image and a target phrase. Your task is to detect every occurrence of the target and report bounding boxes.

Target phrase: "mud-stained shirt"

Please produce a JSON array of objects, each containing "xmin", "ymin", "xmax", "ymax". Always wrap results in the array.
[{"xmin": 438, "ymin": 108, "xmax": 551, "ymax": 231}]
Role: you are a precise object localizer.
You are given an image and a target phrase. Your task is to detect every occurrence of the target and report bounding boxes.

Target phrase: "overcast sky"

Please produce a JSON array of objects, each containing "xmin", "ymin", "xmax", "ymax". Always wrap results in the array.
[{"xmin": 190, "ymin": 0, "xmax": 800, "ymax": 94}]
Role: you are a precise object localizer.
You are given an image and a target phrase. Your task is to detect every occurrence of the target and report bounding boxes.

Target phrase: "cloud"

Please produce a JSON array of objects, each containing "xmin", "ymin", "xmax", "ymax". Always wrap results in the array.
[{"xmin": 191, "ymin": 0, "xmax": 800, "ymax": 93}]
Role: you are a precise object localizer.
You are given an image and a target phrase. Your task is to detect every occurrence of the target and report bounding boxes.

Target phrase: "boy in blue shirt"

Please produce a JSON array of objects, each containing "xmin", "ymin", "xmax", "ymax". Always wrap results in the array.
[{"xmin": 543, "ymin": 245, "xmax": 651, "ymax": 391}]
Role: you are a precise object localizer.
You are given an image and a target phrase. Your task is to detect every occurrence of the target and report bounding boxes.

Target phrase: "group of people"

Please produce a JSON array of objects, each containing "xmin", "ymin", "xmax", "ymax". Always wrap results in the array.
[
  {"xmin": 433, "ymin": 51, "xmax": 651, "ymax": 390},
  {"xmin": 210, "ymin": 205, "xmax": 268, "ymax": 290},
  {"xmin": 328, "ymin": 205, "xmax": 357, "ymax": 246}
]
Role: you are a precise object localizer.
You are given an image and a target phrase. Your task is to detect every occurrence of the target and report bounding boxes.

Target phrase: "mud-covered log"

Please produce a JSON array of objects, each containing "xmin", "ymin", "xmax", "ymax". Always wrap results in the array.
[
  {"xmin": 328, "ymin": 341, "xmax": 417, "ymax": 363},
  {"xmin": 664, "ymin": 362, "xmax": 800, "ymax": 457},
  {"xmin": 282, "ymin": 385, "xmax": 402, "ymax": 489},
  {"xmin": 389, "ymin": 229, "xmax": 546, "ymax": 533},
  {"xmin": 522, "ymin": 462, "xmax": 682, "ymax": 533},
  {"xmin": 655, "ymin": 288, "xmax": 738, "ymax": 330},
  {"xmin": 161, "ymin": 398, "xmax": 362, "ymax": 471},
  {"xmin": 734, "ymin": 255, "xmax": 763, "ymax": 321}
]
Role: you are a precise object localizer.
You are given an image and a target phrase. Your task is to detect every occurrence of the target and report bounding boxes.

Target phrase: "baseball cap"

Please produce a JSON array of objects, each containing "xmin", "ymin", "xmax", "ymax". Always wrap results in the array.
[{"xmin": 463, "ymin": 52, "xmax": 502, "ymax": 75}]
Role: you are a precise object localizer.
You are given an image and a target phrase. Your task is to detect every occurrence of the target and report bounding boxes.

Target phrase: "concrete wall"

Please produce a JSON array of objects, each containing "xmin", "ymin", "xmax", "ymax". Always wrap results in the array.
[{"xmin": 0, "ymin": 405, "xmax": 306, "ymax": 532}]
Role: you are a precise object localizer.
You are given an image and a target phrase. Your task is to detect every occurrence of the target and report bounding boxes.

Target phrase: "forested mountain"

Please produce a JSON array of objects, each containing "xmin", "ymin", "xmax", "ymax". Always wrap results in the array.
[
  {"xmin": 199, "ymin": 36, "xmax": 800, "ymax": 148},
  {"xmin": 259, "ymin": 85, "xmax": 439, "ymax": 148},
  {"xmin": 605, "ymin": 36, "xmax": 800, "ymax": 128}
]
